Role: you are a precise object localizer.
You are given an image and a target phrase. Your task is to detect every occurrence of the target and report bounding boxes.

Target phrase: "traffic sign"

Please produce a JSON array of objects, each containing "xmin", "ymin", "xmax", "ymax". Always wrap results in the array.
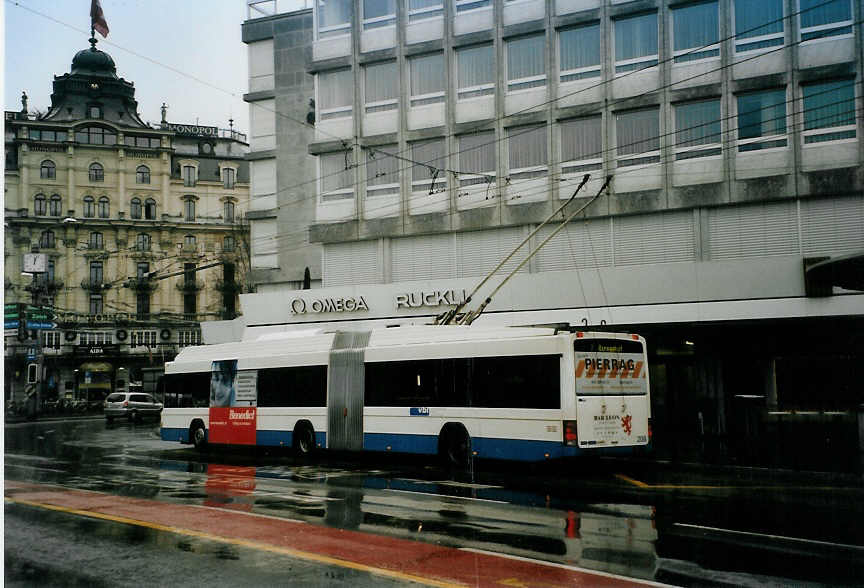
[
  {"xmin": 25, "ymin": 321, "xmax": 57, "ymax": 330},
  {"xmin": 4, "ymin": 304, "xmax": 21, "ymax": 320},
  {"xmin": 25, "ymin": 306, "xmax": 54, "ymax": 322},
  {"xmin": 5, "ymin": 320, "xmax": 20, "ymax": 329}
]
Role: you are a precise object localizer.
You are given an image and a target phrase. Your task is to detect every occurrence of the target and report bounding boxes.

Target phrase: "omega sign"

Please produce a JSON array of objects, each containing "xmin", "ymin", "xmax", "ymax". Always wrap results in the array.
[{"xmin": 290, "ymin": 296, "xmax": 369, "ymax": 315}]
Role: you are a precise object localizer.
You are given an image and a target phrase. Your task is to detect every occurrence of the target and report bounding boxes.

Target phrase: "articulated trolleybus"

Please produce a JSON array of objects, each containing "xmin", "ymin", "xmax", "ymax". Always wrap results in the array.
[{"xmin": 160, "ymin": 325, "xmax": 651, "ymax": 464}]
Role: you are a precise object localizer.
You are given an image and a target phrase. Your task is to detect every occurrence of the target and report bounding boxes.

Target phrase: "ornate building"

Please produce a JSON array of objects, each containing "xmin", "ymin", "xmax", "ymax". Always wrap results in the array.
[{"xmin": 4, "ymin": 37, "xmax": 250, "ymax": 406}]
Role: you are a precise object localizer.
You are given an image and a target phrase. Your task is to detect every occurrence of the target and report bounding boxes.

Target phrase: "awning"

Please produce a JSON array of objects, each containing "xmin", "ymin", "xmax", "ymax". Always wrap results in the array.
[
  {"xmin": 806, "ymin": 252, "xmax": 864, "ymax": 292},
  {"xmin": 80, "ymin": 362, "xmax": 113, "ymax": 373}
]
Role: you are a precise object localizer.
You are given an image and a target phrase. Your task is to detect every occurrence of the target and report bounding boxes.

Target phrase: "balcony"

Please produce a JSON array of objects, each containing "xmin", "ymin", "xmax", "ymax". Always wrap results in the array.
[
  {"xmin": 215, "ymin": 280, "xmax": 243, "ymax": 295},
  {"xmin": 176, "ymin": 280, "xmax": 203, "ymax": 293},
  {"xmin": 125, "ymin": 278, "xmax": 159, "ymax": 293},
  {"xmin": 26, "ymin": 278, "xmax": 64, "ymax": 296},
  {"xmin": 80, "ymin": 279, "xmax": 112, "ymax": 292}
]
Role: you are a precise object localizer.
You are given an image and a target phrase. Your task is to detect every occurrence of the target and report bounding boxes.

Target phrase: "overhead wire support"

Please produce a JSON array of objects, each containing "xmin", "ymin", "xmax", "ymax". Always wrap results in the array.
[
  {"xmin": 457, "ymin": 175, "xmax": 613, "ymax": 327},
  {"xmin": 436, "ymin": 173, "xmax": 591, "ymax": 326}
]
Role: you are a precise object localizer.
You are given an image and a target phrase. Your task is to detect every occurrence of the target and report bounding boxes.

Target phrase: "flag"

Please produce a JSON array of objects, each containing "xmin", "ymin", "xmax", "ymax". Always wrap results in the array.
[{"xmin": 91, "ymin": 0, "xmax": 109, "ymax": 38}]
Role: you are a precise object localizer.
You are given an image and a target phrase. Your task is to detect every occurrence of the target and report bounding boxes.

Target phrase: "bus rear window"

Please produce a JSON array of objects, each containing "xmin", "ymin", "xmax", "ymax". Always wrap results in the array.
[{"xmin": 573, "ymin": 339, "xmax": 643, "ymax": 354}]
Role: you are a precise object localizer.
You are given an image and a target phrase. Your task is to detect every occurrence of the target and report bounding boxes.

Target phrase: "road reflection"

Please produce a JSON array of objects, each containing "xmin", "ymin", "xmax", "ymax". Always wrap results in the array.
[{"xmin": 6, "ymin": 419, "xmax": 864, "ymax": 586}]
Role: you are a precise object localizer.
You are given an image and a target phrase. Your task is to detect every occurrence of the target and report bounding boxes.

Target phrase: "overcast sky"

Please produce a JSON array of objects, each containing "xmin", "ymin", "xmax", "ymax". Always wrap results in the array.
[{"xmin": 4, "ymin": 0, "xmax": 250, "ymax": 133}]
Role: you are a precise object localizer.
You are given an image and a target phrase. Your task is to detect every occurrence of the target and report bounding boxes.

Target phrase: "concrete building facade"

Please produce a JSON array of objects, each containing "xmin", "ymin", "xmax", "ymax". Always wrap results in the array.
[
  {"xmin": 241, "ymin": 0, "xmax": 864, "ymax": 470},
  {"xmin": 4, "ymin": 39, "xmax": 251, "ymax": 407}
]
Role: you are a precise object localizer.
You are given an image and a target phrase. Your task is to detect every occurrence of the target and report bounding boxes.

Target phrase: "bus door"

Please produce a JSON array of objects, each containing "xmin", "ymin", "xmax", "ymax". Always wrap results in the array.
[{"xmin": 327, "ymin": 331, "xmax": 370, "ymax": 451}]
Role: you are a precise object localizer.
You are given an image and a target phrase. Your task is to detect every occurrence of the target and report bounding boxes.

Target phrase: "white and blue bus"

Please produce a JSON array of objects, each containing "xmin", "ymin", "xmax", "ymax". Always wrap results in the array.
[{"xmin": 160, "ymin": 325, "xmax": 651, "ymax": 464}]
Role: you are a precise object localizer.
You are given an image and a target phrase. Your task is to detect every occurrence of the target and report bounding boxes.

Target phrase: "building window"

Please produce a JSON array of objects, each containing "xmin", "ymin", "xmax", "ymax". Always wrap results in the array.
[
  {"xmin": 182, "ymin": 165, "xmax": 196, "ymax": 187},
  {"xmin": 29, "ymin": 130, "xmax": 67, "ymax": 142},
  {"xmin": 89, "ymin": 261, "xmax": 104, "ymax": 285},
  {"xmin": 458, "ymin": 131, "xmax": 496, "ymax": 187},
  {"xmin": 184, "ymin": 199, "xmax": 196, "ymax": 221},
  {"xmin": 223, "ymin": 235, "xmax": 235, "ymax": 252},
  {"xmin": 800, "ymin": 0, "xmax": 853, "ymax": 41},
  {"xmin": 183, "ymin": 294, "xmax": 197, "ymax": 319},
  {"xmin": 184, "ymin": 235, "xmax": 197, "ymax": 248},
  {"xmin": 456, "ymin": 44, "xmax": 494, "ymax": 100},
  {"xmin": 144, "ymin": 198, "xmax": 157, "ymax": 220},
  {"xmin": 98, "ymin": 196, "xmax": 109, "ymax": 218},
  {"xmin": 559, "ymin": 23, "xmax": 601, "ymax": 83},
  {"xmin": 364, "ymin": 61, "xmax": 399, "ymax": 113},
  {"xmin": 734, "ymin": 0, "xmax": 784, "ymax": 52},
  {"xmin": 672, "ymin": 1, "xmax": 719, "ymax": 63},
  {"xmin": 410, "ymin": 138, "xmax": 448, "ymax": 194},
  {"xmin": 89, "ymin": 231, "xmax": 103, "ymax": 249},
  {"xmin": 363, "ymin": 0, "xmax": 395, "ymax": 29},
  {"xmin": 507, "ymin": 125, "xmax": 548, "ymax": 180},
  {"xmin": 178, "ymin": 330, "xmax": 202, "ymax": 347},
  {"xmin": 802, "ymin": 80, "xmax": 857, "ymax": 144},
  {"xmin": 130, "ymin": 197, "xmax": 142, "ymax": 219},
  {"xmin": 88, "ymin": 105, "xmax": 102, "ymax": 119},
  {"xmin": 409, "ymin": 53, "xmax": 445, "ymax": 107},
  {"xmin": 136, "ymin": 165, "xmax": 150, "ymax": 184},
  {"xmin": 560, "ymin": 116, "xmax": 603, "ymax": 175},
  {"xmin": 737, "ymin": 88, "xmax": 787, "ymax": 151},
  {"xmin": 131, "ymin": 331, "xmax": 157, "ymax": 347},
  {"xmin": 455, "ymin": 0, "xmax": 490, "ymax": 13},
  {"xmin": 49, "ymin": 194, "xmax": 62, "ymax": 216},
  {"xmin": 614, "ymin": 12, "xmax": 659, "ymax": 73},
  {"xmin": 224, "ymin": 201, "xmax": 235, "ymax": 222},
  {"xmin": 39, "ymin": 230, "xmax": 55, "ymax": 249},
  {"xmin": 316, "ymin": 0, "xmax": 352, "ymax": 38},
  {"xmin": 506, "ymin": 34, "xmax": 546, "ymax": 92},
  {"xmin": 126, "ymin": 136, "xmax": 161, "ymax": 148},
  {"xmin": 40, "ymin": 160, "xmax": 56, "ymax": 179},
  {"xmin": 136, "ymin": 293, "xmax": 150, "ymax": 320},
  {"xmin": 34, "ymin": 194, "xmax": 47, "ymax": 216},
  {"xmin": 317, "ymin": 69, "xmax": 353, "ymax": 120},
  {"xmin": 616, "ymin": 108, "xmax": 661, "ymax": 166},
  {"xmin": 89, "ymin": 295, "xmax": 103, "ymax": 315},
  {"xmin": 674, "ymin": 99, "xmax": 722, "ymax": 159},
  {"xmin": 83, "ymin": 196, "xmax": 95, "ymax": 218},
  {"xmin": 222, "ymin": 167, "xmax": 236, "ymax": 189},
  {"xmin": 75, "ymin": 127, "xmax": 116, "ymax": 145},
  {"xmin": 408, "ymin": 0, "xmax": 443, "ymax": 21},
  {"xmin": 319, "ymin": 152, "xmax": 354, "ymax": 201},
  {"xmin": 89, "ymin": 162, "xmax": 104, "ymax": 182},
  {"xmin": 366, "ymin": 145, "xmax": 399, "ymax": 198},
  {"xmin": 136, "ymin": 233, "xmax": 151, "ymax": 251}
]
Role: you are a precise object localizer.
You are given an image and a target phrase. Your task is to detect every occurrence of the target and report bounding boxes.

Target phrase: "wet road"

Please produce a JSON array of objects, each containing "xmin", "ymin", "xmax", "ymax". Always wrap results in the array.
[{"xmin": 5, "ymin": 418, "xmax": 864, "ymax": 586}]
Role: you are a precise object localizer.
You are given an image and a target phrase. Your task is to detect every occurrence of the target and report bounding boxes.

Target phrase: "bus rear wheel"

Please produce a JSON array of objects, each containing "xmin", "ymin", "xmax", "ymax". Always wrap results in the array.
[{"xmin": 293, "ymin": 423, "xmax": 315, "ymax": 457}]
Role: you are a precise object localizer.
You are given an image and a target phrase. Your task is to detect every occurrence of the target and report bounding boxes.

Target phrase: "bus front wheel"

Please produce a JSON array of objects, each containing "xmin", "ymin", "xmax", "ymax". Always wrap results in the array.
[
  {"xmin": 190, "ymin": 421, "xmax": 207, "ymax": 452},
  {"xmin": 439, "ymin": 425, "xmax": 471, "ymax": 471}
]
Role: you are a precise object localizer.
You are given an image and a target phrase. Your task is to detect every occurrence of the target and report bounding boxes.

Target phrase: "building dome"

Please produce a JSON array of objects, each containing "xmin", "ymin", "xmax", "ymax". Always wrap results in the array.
[{"xmin": 70, "ymin": 46, "xmax": 118, "ymax": 78}]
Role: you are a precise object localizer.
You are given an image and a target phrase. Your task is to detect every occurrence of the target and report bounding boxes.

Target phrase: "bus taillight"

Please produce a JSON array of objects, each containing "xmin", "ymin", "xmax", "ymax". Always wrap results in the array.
[
  {"xmin": 563, "ymin": 420, "xmax": 578, "ymax": 446},
  {"xmin": 647, "ymin": 418, "xmax": 652, "ymax": 439}
]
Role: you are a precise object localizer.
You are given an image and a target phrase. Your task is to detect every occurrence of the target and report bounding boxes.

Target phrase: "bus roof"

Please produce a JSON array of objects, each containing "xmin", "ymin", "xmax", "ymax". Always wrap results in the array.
[{"xmin": 164, "ymin": 325, "xmax": 644, "ymax": 374}]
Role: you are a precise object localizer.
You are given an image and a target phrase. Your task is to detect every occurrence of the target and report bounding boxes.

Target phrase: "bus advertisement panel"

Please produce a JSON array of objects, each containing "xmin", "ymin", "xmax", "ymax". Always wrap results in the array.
[
  {"xmin": 208, "ymin": 360, "xmax": 258, "ymax": 445},
  {"xmin": 573, "ymin": 337, "xmax": 650, "ymax": 447}
]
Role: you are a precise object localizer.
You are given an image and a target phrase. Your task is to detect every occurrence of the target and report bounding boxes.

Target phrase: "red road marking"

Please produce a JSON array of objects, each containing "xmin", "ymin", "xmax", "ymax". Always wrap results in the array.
[{"xmin": 5, "ymin": 480, "xmax": 662, "ymax": 587}]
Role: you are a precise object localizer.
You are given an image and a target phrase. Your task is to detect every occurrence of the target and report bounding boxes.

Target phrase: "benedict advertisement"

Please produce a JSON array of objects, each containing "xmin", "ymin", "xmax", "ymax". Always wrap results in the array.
[{"xmin": 208, "ymin": 360, "xmax": 258, "ymax": 445}]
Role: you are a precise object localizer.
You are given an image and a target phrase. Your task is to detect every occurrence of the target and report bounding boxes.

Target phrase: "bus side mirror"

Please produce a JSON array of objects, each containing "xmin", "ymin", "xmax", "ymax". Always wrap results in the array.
[{"xmin": 26, "ymin": 363, "xmax": 39, "ymax": 384}]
